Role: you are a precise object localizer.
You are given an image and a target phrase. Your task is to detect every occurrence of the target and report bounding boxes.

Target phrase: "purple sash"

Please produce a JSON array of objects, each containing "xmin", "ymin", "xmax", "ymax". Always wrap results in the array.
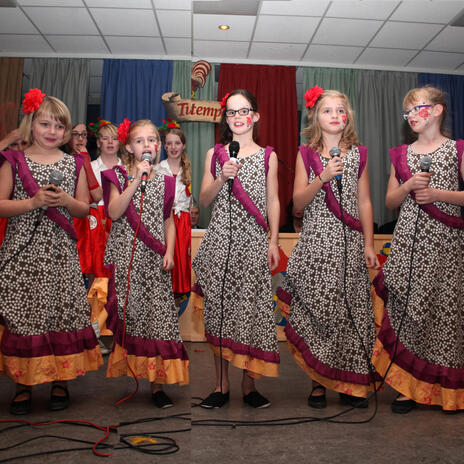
[
  {"xmin": 101, "ymin": 166, "xmax": 173, "ymax": 256},
  {"xmin": 0, "ymin": 150, "xmax": 80, "ymax": 240},
  {"xmin": 299, "ymin": 145, "xmax": 364, "ymax": 232},
  {"xmin": 211, "ymin": 144, "xmax": 272, "ymax": 231},
  {"xmin": 390, "ymin": 141, "xmax": 464, "ymax": 229}
]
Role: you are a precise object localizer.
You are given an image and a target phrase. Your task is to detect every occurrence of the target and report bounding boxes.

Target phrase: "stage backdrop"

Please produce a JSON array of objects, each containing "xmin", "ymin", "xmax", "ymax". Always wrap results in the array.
[{"xmin": 217, "ymin": 64, "xmax": 299, "ymax": 226}]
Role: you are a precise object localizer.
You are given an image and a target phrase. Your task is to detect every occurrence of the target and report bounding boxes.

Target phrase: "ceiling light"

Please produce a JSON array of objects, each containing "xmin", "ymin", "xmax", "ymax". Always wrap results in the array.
[{"xmin": 218, "ymin": 24, "xmax": 230, "ymax": 31}]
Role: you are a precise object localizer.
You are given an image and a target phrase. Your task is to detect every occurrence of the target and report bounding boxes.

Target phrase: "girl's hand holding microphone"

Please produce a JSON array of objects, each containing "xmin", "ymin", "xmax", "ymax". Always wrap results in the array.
[
  {"xmin": 320, "ymin": 156, "xmax": 343, "ymax": 183},
  {"xmin": 406, "ymin": 171, "xmax": 432, "ymax": 193},
  {"xmin": 135, "ymin": 157, "xmax": 153, "ymax": 181},
  {"xmin": 220, "ymin": 159, "xmax": 241, "ymax": 182},
  {"xmin": 33, "ymin": 184, "xmax": 71, "ymax": 209}
]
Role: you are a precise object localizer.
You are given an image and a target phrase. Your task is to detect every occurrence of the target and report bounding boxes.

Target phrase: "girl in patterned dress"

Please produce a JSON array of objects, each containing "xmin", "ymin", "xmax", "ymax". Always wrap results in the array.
[
  {"xmin": 102, "ymin": 119, "xmax": 189, "ymax": 408},
  {"xmin": 0, "ymin": 90, "xmax": 103, "ymax": 415},
  {"xmin": 156, "ymin": 123, "xmax": 192, "ymax": 296},
  {"xmin": 192, "ymin": 89, "xmax": 280, "ymax": 409},
  {"xmin": 372, "ymin": 86, "xmax": 464, "ymax": 413},
  {"xmin": 277, "ymin": 87, "xmax": 380, "ymax": 409}
]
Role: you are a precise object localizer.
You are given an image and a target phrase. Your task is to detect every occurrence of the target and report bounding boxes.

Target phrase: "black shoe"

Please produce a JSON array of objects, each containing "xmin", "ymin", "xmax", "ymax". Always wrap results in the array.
[
  {"xmin": 48, "ymin": 384, "xmax": 70, "ymax": 411},
  {"xmin": 391, "ymin": 394, "xmax": 415, "ymax": 414},
  {"xmin": 200, "ymin": 391, "xmax": 230, "ymax": 409},
  {"xmin": 9, "ymin": 389, "xmax": 32, "ymax": 415},
  {"xmin": 152, "ymin": 390, "xmax": 174, "ymax": 409},
  {"xmin": 308, "ymin": 385, "xmax": 326, "ymax": 409},
  {"xmin": 243, "ymin": 391, "xmax": 271, "ymax": 409},
  {"xmin": 339, "ymin": 393, "xmax": 368, "ymax": 409}
]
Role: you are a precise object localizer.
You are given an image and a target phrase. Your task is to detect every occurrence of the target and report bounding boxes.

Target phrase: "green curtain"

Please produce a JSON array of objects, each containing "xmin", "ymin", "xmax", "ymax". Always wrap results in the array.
[
  {"xmin": 300, "ymin": 67, "xmax": 359, "ymax": 145},
  {"xmin": 172, "ymin": 60, "xmax": 216, "ymax": 227},
  {"xmin": 357, "ymin": 70, "xmax": 418, "ymax": 227}
]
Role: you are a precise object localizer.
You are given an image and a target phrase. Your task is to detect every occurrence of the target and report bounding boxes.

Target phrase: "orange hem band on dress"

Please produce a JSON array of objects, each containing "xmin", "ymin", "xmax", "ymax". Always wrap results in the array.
[
  {"xmin": 106, "ymin": 343, "xmax": 190, "ymax": 385},
  {"xmin": 287, "ymin": 341, "xmax": 379, "ymax": 398},
  {"xmin": 209, "ymin": 343, "xmax": 279, "ymax": 379},
  {"xmin": 0, "ymin": 345, "xmax": 103, "ymax": 386},
  {"xmin": 88, "ymin": 276, "xmax": 113, "ymax": 336}
]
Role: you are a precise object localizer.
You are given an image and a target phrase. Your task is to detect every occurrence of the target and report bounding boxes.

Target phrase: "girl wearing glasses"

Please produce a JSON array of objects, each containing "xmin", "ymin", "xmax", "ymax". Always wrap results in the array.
[
  {"xmin": 373, "ymin": 85, "xmax": 464, "ymax": 414},
  {"xmin": 192, "ymin": 89, "xmax": 280, "ymax": 409}
]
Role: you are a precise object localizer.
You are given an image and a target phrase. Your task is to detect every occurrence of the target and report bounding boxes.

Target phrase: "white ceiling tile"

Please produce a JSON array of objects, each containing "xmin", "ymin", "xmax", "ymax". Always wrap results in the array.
[
  {"xmin": 426, "ymin": 26, "xmax": 464, "ymax": 53},
  {"xmin": 193, "ymin": 14, "xmax": 255, "ymax": 41},
  {"xmin": 408, "ymin": 50, "xmax": 464, "ymax": 70},
  {"xmin": 0, "ymin": 6, "xmax": 36, "ymax": 34},
  {"xmin": 86, "ymin": 0, "xmax": 152, "ymax": 7},
  {"xmin": 356, "ymin": 47, "xmax": 418, "ymax": 66},
  {"xmin": 193, "ymin": 40, "xmax": 249, "ymax": 59},
  {"xmin": 154, "ymin": 0, "xmax": 191, "ymax": 9},
  {"xmin": 90, "ymin": 8, "xmax": 159, "ymax": 37},
  {"xmin": 106, "ymin": 36, "xmax": 165, "ymax": 54},
  {"xmin": 390, "ymin": 1, "xmax": 464, "ymax": 24},
  {"xmin": 303, "ymin": 44, "xmax": 363, "ymax": 64},
  {"xmin": 326, "ymin": 0, "xmax": 399, "ymax": 20},
  {"xmin": 164, "ymin": 38, "xmax": 191, "ymax": 56},
  {"xmin": 89, "ymin": 76, "xmax": 101, "ymax": 93},
  {"xmin": 18, "ymin": 0, "xmax": 83, "ymax": 5},
  {"xmin": 249, "ymin": 42, "xmax": 307, "ymax": 61},
  {"xmin": 157, "ymin": 10, "xmax": 191, "ymax": 38},
  {"xmin": 23, "ymin": 7, "xmax": 99, "ymax": 34},
  {"xmin": 45, "ymin": 35, "xmax": 109, "ymax": 54},
  {"xmin": 254, "ymin": 15, "xmax": 320, "ymax": 43},
  {"xmin": 260, "ymin": 0, "xmax": 329, "ymax": 16},
  {"xmin": 371, "ymin": 21, "xmax": 443, "ymax": 49},
  {"xmin": 89, "ymin": 59, "xmax": 103, "ymax": 76},
  {"xmin": 313, "ymin": 18, "xmax": 383, "ymax": 46},
  {"xmin": 0, "ymin": 34, "xmax": 54, "ymax": 53}
]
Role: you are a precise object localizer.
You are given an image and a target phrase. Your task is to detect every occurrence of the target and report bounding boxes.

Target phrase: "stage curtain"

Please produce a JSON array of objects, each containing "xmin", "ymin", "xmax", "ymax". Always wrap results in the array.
[
  {"xmin": 0, "ymin": 58, "xmax": 23, "ymax": 140},
  {"xmin": 29, "ymin": 58, "xmax": 89, "ymax": 126},
  {"xmin": 418, "ymin": 73, "xmax": 464, "ymax": 140},
  {"xmin": 357, "ymin": 70, "xmax": 418, "ymax": 227},
  {"xmin": 300, "ymin": 67, "xmax": 359, "ymax": 145},
  {"xmin": 172, "ymin": 60, "xmax": 216, "ymax": 227},
  {"xmin": 217, "ymin": 64, "xmax": 298, "ymax": 225},
  {"xmin": 101, "ymin": 59, "xmax": 172, "ymax": 126}
]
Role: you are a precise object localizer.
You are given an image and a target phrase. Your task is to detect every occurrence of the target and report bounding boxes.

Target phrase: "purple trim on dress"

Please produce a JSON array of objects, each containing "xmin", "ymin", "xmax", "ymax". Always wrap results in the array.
[
  {"xmin": 163, "ymin": 175, "xmax": 175, "ymax": 220},
  {"xmin": 101, "ymin": 166, "xmax": 167, "ymax": 257},
  {"xmin": 299, "ymin": 145, "xmax": 363, "ymax": 232},
  {"xmin": 191, "ymin": 282, "xmax": 204, "ymax": 297},
  {"xmin": 105, "ymin": 264, "xmax": 188, "ymax": 360},
  {"xmin": 15, "ymin": 151, "xmax": 78, "ymax": 240},
  {"xmin": 0, "ymin": 150, "xmax": 18, "ymax": 198},
  {"xmin": 276, "ymin": 287, "xmax": 292, "ymax": 305},
  {"xmin": 390, "ymin": 144, "xmax": 464, "ymax": 229},
  {"xmin": 457, "ymin": 139, "xmax": 464, "ymax": 182},
  {"xmin": 205, "ymin": 332, "xmax": 280, "ymax": 364},
  {"xmin": 358, "ymin": 145, "xmax": 367, "ymax": 179},
  {"xmin": 285, "ymin": 322, "xmax": 378, "ymax": 385},
  {"xmin": 264, "ymin": 146, "xmax": 274, "ymax": 178},
  {"xmin": 372, "ymin": 269, "xmax": 388, "ymax": 303},
  {"xmin": 1, "ymin": 325, "xmax": 98, "ymax": 357},
  {"xmin": 213, "ymin": 144, "xmax": 268, "ymax": 231}
]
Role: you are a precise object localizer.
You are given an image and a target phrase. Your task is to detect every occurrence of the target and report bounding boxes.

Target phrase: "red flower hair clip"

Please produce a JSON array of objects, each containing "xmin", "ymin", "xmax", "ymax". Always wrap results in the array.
[
  {"xmin": 117, "ymin": 118, "xmax": 132, "ymax": 144},
  {"xmin": 220, "ymin": 92, "xmax": 231, "ymax": 112},
  {"xmin": 22, "ymin": 88, "xmax": 46, "ymax": 114},
  {"xmin": 88, "ymin": 117, "xmax": 111, "ymax": 137},
  {"xmin": 304, "ymin": 85, "xmax": 324, "ymax": 109}
]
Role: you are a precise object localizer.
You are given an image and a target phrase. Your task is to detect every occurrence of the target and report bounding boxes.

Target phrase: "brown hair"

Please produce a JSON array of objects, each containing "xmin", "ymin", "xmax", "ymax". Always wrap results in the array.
[
  {"xmin": 164, "ymin": 127, "xmax": 191, "ymax": 185},
  {"xmin": 19, "ymin": 96, "xmax": 72, "ymax": 145},
  {"xmin": 121, "ymin": 119, "xmax": 161, "ymax": 174},
  {"xmin": 301, "ymin": 90, "xmax": 358, "ymax": 152},
  {"xmin": 403, "ymin": 85, "xmax": 450, "ymax": 137}
]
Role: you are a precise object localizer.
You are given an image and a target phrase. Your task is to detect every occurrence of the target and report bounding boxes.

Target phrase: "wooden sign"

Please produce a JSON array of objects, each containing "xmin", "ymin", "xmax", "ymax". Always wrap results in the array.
[{"xmin": 162, "ymin": 92, "xmax": 222, "ymax": 123}]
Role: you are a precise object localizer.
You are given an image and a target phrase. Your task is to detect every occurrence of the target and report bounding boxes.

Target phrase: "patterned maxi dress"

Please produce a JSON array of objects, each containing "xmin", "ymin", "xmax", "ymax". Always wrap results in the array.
[
  {"xmin": 277, "ymin": 145, "xmax": 378, "ymax": 397},
  {"xmin": 0, "ymin": 150, "xmax": 103, "ymax": 386},
  {"xmin": 192, "ymin": 144, "xmax": 280, "ymax": 377},
  {"xmin": 372, "ymin": 139, "xmax": 464, "ymax": 410},
  {"xmin": 101, "ymin": 167, "xmax": 189, "ymax": 384}
]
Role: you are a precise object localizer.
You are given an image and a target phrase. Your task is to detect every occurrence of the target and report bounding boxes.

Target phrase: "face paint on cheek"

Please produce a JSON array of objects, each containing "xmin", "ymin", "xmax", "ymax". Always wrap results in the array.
[
  {"xmin": 341, "ymin": 114, "xmax": 347, "ymax": 124},
  {"xmin": 246, "ymin": 116, "xmax": 253, "ymax": 128},
  {"xmin": 418, "ymin": 108, "xmax": 430, "ymax": 119}
]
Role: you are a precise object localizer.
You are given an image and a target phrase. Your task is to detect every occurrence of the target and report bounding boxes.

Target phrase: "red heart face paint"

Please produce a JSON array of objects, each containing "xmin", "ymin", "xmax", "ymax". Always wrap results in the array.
[
  {"xmin": 418, "ymin": 108, "xmax": 430, "ymax": 118},
  {"xmin": 341, "ymin": 114, "xmax": 347, "ymax": 124},
  {"xmin": 246, "ymin": 116, "xmax": 252, "ymax": 127}
]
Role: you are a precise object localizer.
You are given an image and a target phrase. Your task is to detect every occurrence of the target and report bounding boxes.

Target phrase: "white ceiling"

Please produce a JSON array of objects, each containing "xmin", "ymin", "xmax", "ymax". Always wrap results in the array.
[{"xmin": 2, "ymin": 0, "xmax": 464, "ymax": 103}]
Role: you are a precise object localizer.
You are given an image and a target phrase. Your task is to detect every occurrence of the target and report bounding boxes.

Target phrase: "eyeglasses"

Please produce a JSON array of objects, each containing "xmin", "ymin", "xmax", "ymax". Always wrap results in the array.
[
  {"xmin": 225, "ymin": 107, "xmax": 253, "ymax": 117},
  {"xmin": 402, "ymin": 104, "xmax": 432, "ymax": 120},
  {"xmin": 72, "ymin": 132, "xmax": 87, "ymax": 138}
]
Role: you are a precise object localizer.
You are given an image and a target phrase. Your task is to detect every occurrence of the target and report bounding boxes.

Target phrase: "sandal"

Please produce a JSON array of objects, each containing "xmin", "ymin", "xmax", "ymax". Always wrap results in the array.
[
  {"xmin": 48, "ymin": 384, "xmax": 70, "ymax": 411},
  {"xmin": 339, "ymin": 393, "xmax": 369, "ymax": 409},
  {"xmin": 10, "ymin": 389, "xmax": 32, "ymax": 415},
  {"xmin": 308, "ymin": 385, "xmax": 326, "ymax": 409},
  {"xmin": 391, "ymin": 393, "xmax": 415, "ymax": 414}
]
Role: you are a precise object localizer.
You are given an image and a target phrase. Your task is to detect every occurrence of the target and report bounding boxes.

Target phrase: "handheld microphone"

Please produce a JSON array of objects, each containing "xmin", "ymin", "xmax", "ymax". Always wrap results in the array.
[
  {"xmin": 140, "ymin": 152, "xmax": 153, "ymax": 193},
  {"xmin": 329, "ymin": 147, "xmax": 342, "ymax": 180},
  {"xmin": 228, "ymin": 141, "xmax": 240, "ymax": 193},
  {"xmin": 36, "ymin": 170, "xmax": 64, "ymax": 225},
  {"xmin": 420, "ymin": 155, "xmax": 432, "ymax": 173}
]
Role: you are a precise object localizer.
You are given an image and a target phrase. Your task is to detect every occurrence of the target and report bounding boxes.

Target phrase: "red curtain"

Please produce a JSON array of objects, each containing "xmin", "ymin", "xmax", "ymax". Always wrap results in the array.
[{"xmin": 217, "ymin": 64, "xmax": 298, "ymax": 225}]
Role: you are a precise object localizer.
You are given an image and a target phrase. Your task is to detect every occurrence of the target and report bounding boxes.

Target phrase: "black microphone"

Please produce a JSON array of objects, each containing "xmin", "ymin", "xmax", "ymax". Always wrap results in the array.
[
  {"xmin": 329, "ymin": 146, "xmax": 342, "ymax": 192},
  {"xmin": 140, "ymin": 152, "xmax": 153, "ymax": 193},
  {"xmin": 228, "ymin": 141, "xmax": 240, "ymax": 193},
  {"xmin": 36, "ymin": 170, "xmax": 64, "ymax": 225},
  {"xmin": 420, "ymin": 155, "xmax": 432, "ymax": 172}
]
